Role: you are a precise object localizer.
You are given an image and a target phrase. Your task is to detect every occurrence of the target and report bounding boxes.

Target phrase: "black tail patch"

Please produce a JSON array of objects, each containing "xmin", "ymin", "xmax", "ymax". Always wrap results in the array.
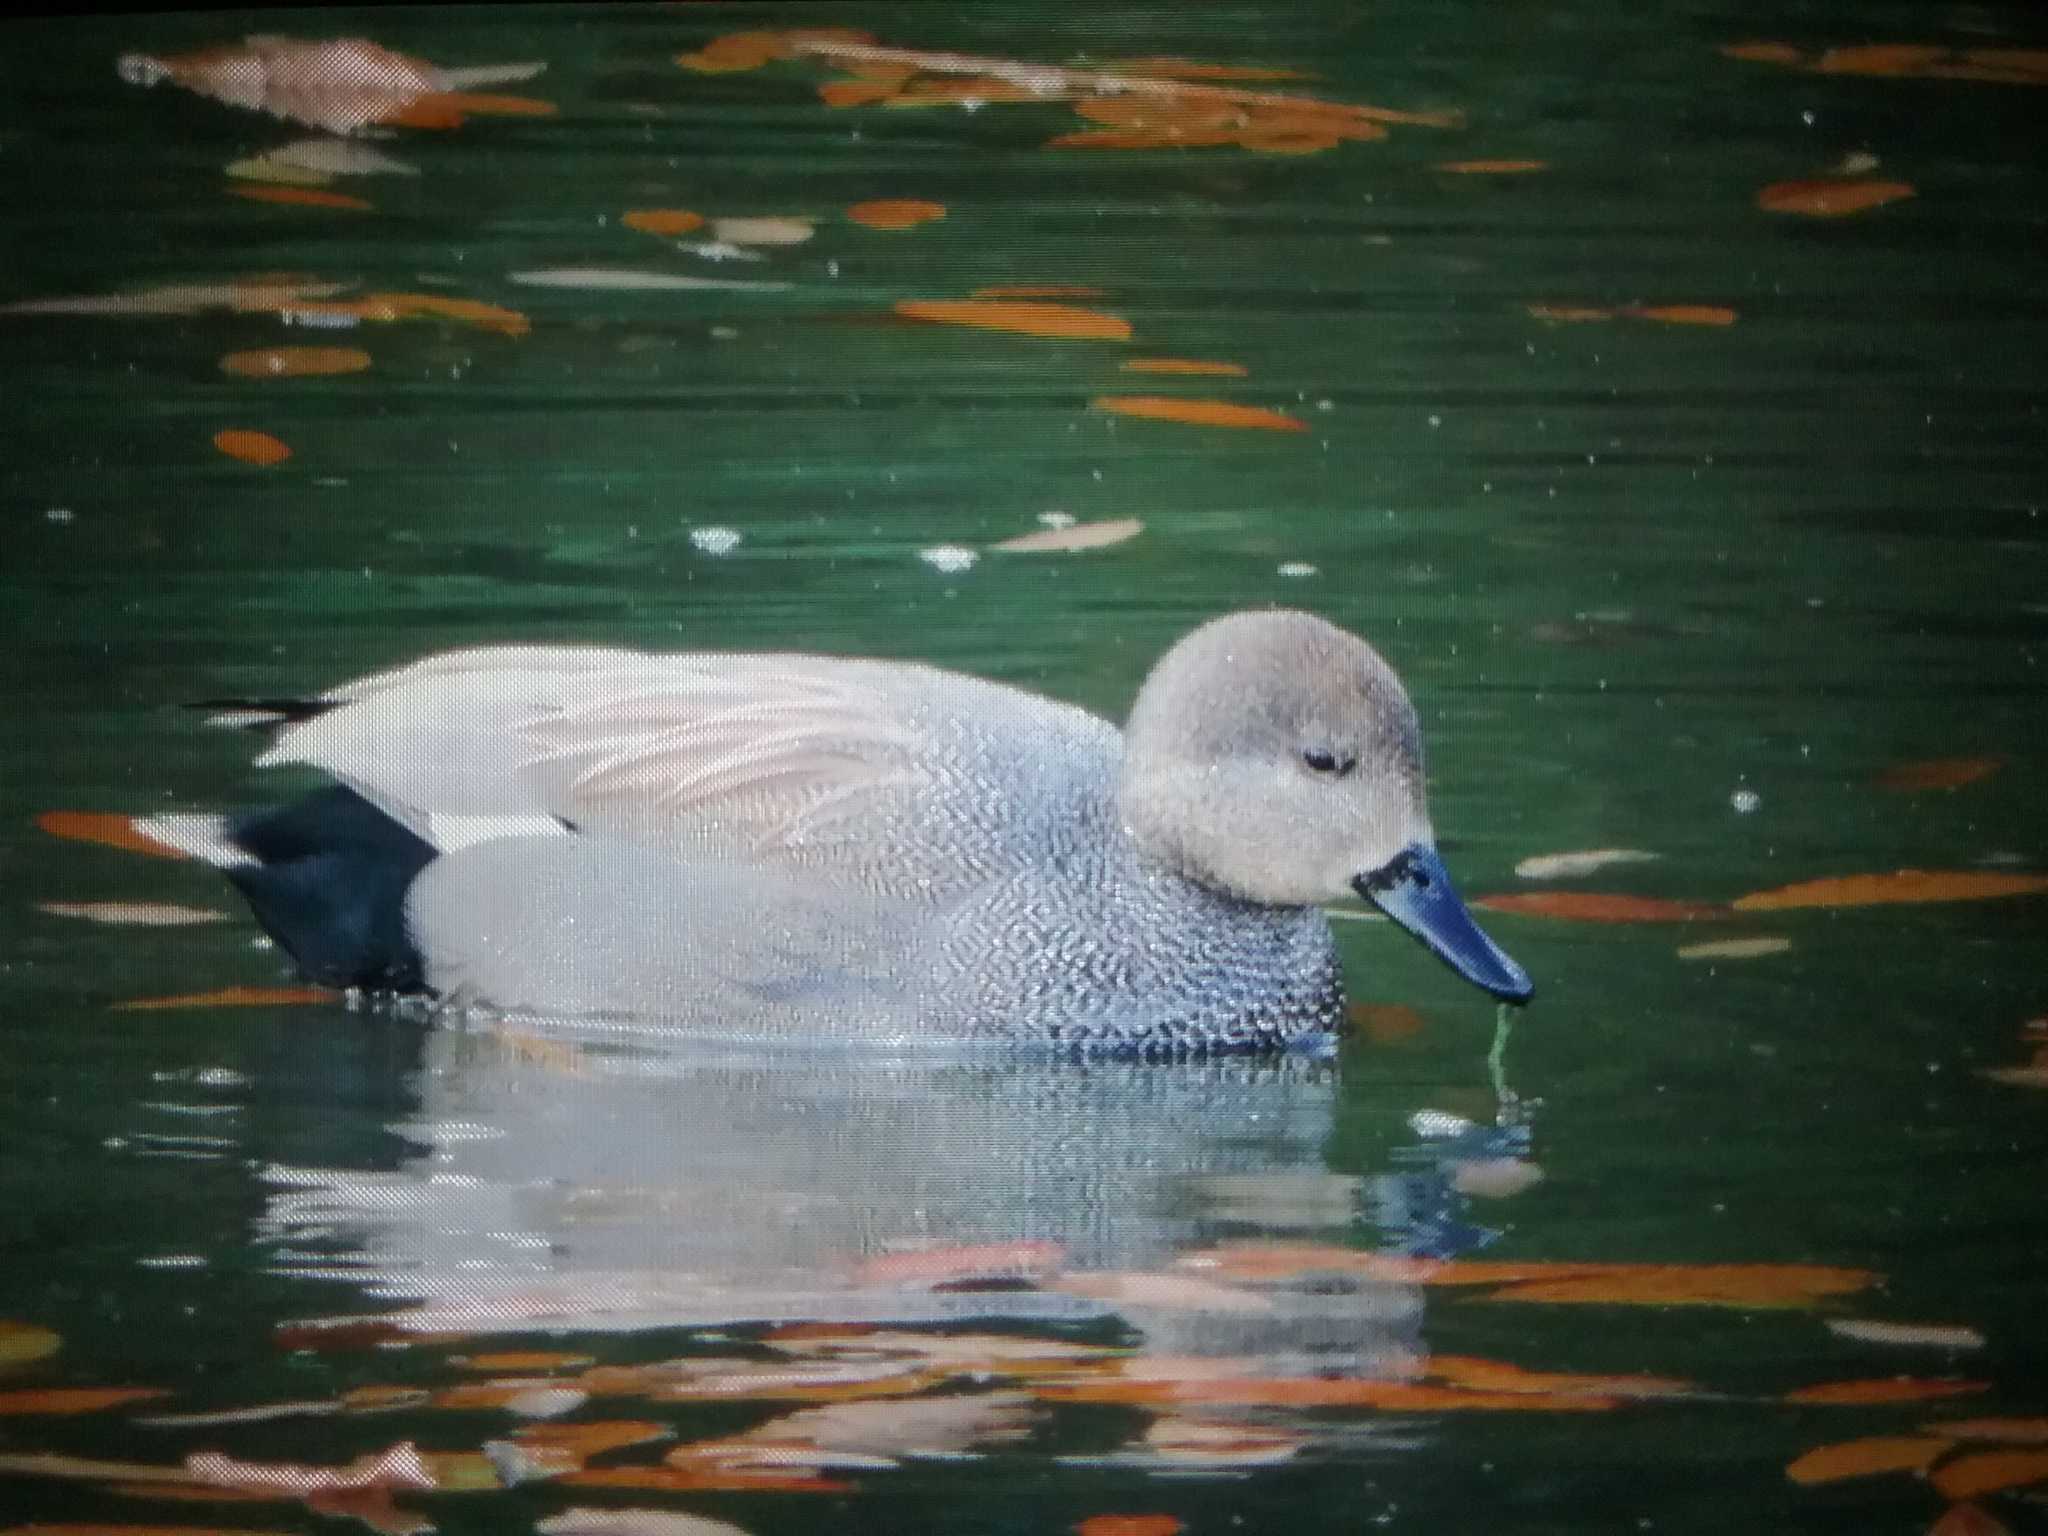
[{"xmin": 223, "ymin": 787, "xmax": 437, "ymax": 993}]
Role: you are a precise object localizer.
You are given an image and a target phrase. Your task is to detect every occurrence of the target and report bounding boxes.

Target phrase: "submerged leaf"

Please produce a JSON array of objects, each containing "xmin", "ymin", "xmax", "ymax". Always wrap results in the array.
[
  {"xmin": 1875, "ymin": 757, "xmax": 2003, "ymax": 792},
  {"xmin": 1756, "ymin": 179, "xmax": 1916, "ymax": 216},
  {"xmin": 896, "ymin": 300, "xmax": 1130, "ymax": 340},
  {"xmin": 1120, "ymin": 358, "xmax": 1247, "ymax": 376},
  {"xmin": 1091, "ymin": 396, "xmax": 1306, "ymax": 432},
  {"xmin": 1732, "ymin": 870, "xmax": 2048, "ymax": 910},
  {"xmin": 0, "ymin": 1387, "xmax": 167, "ymax": 1416},
  {"xmin": 229, "ymin": 185, "xmax": 372, "ymax": 212},
  {"xmin": 1625, "ymin": 305, "xmax": 1739, "ymax": 326},
  {"xmin": 1785, "ymin": 1435, "xmax": 1953, "ymax": 1484},
  {"xmin": 212, "ymin": 429, "xmax": 293, "ymax": 465},
  {"xmin": 1923, "ymin": 1419, "xmax": 2048, "ymax": 1444},
  {"xmin": 991, "ymin": 518, "xmax": 1143, "ymax": 554},
  {"xmin": 621, "ymin": 209, "xmax": 704, "ymax": 237},
  {"xmin": 1435, "ymin": 158, "xmax": 1549, "ymax": 173},
  {"xmin": 0, "ymin": 1322, "xmax": 61, "ymax": 1366},
  {"xmin": 1075, "ymin": 1518, "xmax": 1185, "ymax": 1536}
]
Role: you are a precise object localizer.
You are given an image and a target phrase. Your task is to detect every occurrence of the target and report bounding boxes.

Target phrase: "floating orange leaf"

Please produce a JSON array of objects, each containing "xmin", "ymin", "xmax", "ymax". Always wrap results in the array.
[
  {"xmin": 35, "ymin": 811, "xmax": 189, "ymax": 860},
  {"xmin": 452, "ymin": 1352, "xmax": 594, "ymax": 1373},
  {"xmin": 1733, "ymin": 870, "xmax": 2048, "ymax": 911},
  {"xmin": 1121, "ymin": 358, "xmax": 1247, "ymax": 376},
  {"xmin": 1875, "ymin": 757, "xmax": 2003, "ymax": 792},
  {"xmin": 1074, "ymin": 97, "xmax": 1248, "ymax": 133},
  {"xmin": 1482, "ymin": 1264, "xmax": 1874, "ymax": 1307},
  {"xmin": 1109, "ymin": 58, "xmax": 1312, "ymax": 82},
  {"xmin": 678, "ymin": 28, "xmax": 876, "ymax": 74},
  {"xmin": 1927, "ymin": 1504, "xmax": 2015, "ymax": 1536},
  {"xmin": 1436, "ymin": 159, "xmax": 1549, "ymax": 173},
  {"xmin": 1814, "ymin": 44, "xmax": 1951, "ymax": 76},
  {"xmin": 819, "ymin": 79, "xmax": 902, "ymax": 107},
  {"xmin": 1474, "ymin": 892, "xmax": 1728, "ymax": 923},
  {"xmin": 357, "ymin": 293, "xmax": 530, "ymax": 336},
  {"xmin": 884, "ymin": 77, "xmax": 1041, "ymax": 108},
  {"xmin": 212, "ymin": 429, "xmax": 292, "ymax": 466},
  {"xmin": 1786, "ymin": 1435, "xmax": 1953, "ymax": 1485},
  {"xmin": 1077, "ymin": 1517, "xmax": 1185, "ymax": 1536},
  {"xmin": 846, "ymin": 198, "xmax": 945, "ymax": 230},
  {"xmin": 1931, "ymin": 1450, "xmax": 2048, "ymax": 1500},
  {"xmin": 383, "ymin": 91, "xmax": 556, "ymax": 129},
  {"xmin": 219, "ymin": 346, "xmax": 372, "ymax": 378},
  {"xmin": 508, "ymin": 1421, "xmax": 672, "ymax": 1459},
  {"xmin": 1923, "ymin": 1419, "xmax": 2048, "ymax": 1444},
  {"xmin": 1625, "ymin": 305, "xmax": 1739, "ymax": 326},
  {"xmin": 1239, "ymin": 128, "xmax": 1343, "ymax": 154},
  {"xmin": 1787, "ymin": 1379, "xmax": 1990, "ymax": 1407},
  {"xmin": 1046, "ymin": 128, "xmax": 1235, "ymax": 151},
  {"xmin": 895, "ymin": 299, "xmax": 1130, "ymax": 340},
  {"xmin": 229, "ymin": 185, "xmax": 371, "ymax": 212},
  {"xmin": 621, "ymin": 209, "xmax": 704, "ymax": 237},
  {"xmin": 0, "ymin": 1387, "xmax": 168, "ymax": 1416},
  {"xmin": 971, "ymin": 285, "xmax": 1108, "ymax": 299},
  {"xmin": 1424, "ymin": 1355, "xmax": 1694, "ymax": 1399},
  {"xmin": 1719, "ymin": 42, "xmax": 1808, "ymax": 65},
  {"xmin": 113, "ymin": 987, "xmax": 338, "ymax": 1012},
  {"xmin": 1092, "ymin": 396, "xmax": 1305, "ymax": 432},
  {"xmin": 1757, "ymin": 179, "xmax": 1916, "ymax": 217}
]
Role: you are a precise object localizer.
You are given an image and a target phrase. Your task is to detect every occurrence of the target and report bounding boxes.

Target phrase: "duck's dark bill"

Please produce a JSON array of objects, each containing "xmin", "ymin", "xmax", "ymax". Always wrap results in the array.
[{"xmin": 1355, "ymin": 845, "xmax": 1534, "ymax": 1003}]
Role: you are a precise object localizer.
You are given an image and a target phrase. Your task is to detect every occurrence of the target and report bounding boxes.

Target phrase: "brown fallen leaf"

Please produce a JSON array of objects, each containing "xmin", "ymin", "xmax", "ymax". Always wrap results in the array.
[
  {"xmin": 36, "ymin": 811, "xmax": 190, "ymax": 860},
  {"xmin": 1930, "ymin": 1449, "xmax": 2048, "ymax": 1500},
  {"xmin": 1108, "ymin": 57, "xmax": 1312, "ymax": 82},
  {"xmin": 621, "ymin": 209, "xmax": 704, "ymax": 237},
  {"xmin": 1927, "ymin": 1505, "xmax": 2015, "ymax": 1536},
  {"xmin": 113, "ymin": 987, "xmax": 338, "ymax": 1012},
  {"xmin": 895, "ymin": 299, "xmax": 1130, "ymax": 340},
  {"xmin": 1785, "ymin": 1434, "xmax": 1954, "ymax": 1484},
  {"xmin": 212, "ymin": 429, "xmax": 292, "ymax": 466},
  {"xmin": 1526, "ymin": 304, "xmax": 1615, "ymax": 322},
  {"xmin": 1756, "ymin": 179, "xmax": 1916, "ymax": 216},
  {"xmin": 507, "ymin": 1421, "xmax": 672, "ymax": 1460},
  {"xmin": 1733, "ymin": 870, "xmax": 2048, "ymax": 911},
  {"xmin": 1347, "ymin": 1002, "xmax": 1426, "ymax": 1043},
  {"xmin": 1921, "ymin": 1419, "xmax": 2048, "ymax": 1444},
  {"xmin": 1119, "ymin": 358, "xmax": 1247, "ymax": 376},
  {"xmin": 1875, "ymin": 757, "xmax": 2003, "ymax": 792},
  {"xmin": 230, "ymin": 185, "xmax": 371, "ymax": 212},
  {"xmin": 1786, "ymin": 1378, "xmax": 1990, "ymax": 1406},
  {"xmin": 846, "ymin": 198, "xmax": 945, "ymax": 230},
  {"xmin": 1474, "ymin": 892, "xmax": 1728, "ymax": 923},
  {"xmin": 991, "ymin": 517, "xmax": 1143, "ymax": 554},
  {"xmin": 1092, "ymin": 396, "xmax": 1306, "ymax": 432},
  {"xmin": 1481, "ymin": 1264, "xmax": 1874, "ymax": 1307},
  {"xmin": 0, "ymin": 1387, "xmax": 168, "ymax": 1416},
  {"xmin": 1624, "ymin": 304, "xmax": 1739, "ymax": 326},
  {"xmin": 1046, "ymin": 128, "xmax": 1236, "ymax": 151},
  {"xmin": 1424, "ymin": 1355, "xmax": 1693, "ymax": 1399},
  {"xmin": 219, "ymin": 346, "xmax": 372, "ymax": 378},
  {"xmin": 1436, "ymin": 158, "xmax": 1548, "ymax": 173}
]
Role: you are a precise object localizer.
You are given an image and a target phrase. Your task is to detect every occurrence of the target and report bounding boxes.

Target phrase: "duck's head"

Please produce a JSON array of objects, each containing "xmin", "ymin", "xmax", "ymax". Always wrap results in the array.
[{"xmin": 1119, "ymin": 609, "xmax": 1532, "ymax": 1003}]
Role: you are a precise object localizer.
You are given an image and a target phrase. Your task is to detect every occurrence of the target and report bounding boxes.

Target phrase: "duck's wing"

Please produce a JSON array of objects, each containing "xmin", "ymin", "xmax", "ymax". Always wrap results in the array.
[{"xmin": 241, "ymin": 644, "xmax": 1118, "ymax": 899}]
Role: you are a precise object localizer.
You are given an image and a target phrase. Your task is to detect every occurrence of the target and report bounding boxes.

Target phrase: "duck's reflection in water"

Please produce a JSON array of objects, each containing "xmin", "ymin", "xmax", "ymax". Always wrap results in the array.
[{"xmin": 261, "ymin": 1021, "xmax": 1527, "ymax": 1385}]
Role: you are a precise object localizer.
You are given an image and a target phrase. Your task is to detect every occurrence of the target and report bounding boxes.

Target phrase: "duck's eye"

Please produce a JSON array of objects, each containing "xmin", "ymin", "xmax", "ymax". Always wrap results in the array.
[{"xmin": 1301, "ymin": 748, "xmax": 1355, "ymax": 776}]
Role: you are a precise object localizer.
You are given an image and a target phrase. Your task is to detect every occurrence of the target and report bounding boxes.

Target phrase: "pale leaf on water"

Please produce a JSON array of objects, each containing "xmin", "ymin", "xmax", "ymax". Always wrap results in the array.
[
  {"xmin": 1513, "ymin": 848, "xmax": 1659, "ymax": 880},
  {"xmin": 710, "ymin": 217, "xmax": 814, "ymax": 246},
  {"xmin": 1826, "ymin": 1318, "xmax": 1986, "ymax": 1350},
  {"xmin": 38, "ymin": 902, "xmax": 230, "ymax": 927},
  {"xmin": 991, "ymin": 517, "xmax": 1143, "ymax": 553},
  {"xmin": 269, "ymin": 138, "xmax": 421, "ymax": 176},
  {"xmin": 507, "ymin": 269, "xmax": 790, "ymax": 292},
  {"xmin": 1675, "ymin": 937, "xmax": 1792, "ymax": 961},
  {"xmin": 538, "ymin": 1511, "xmax": 751, "ymax": 1536}
]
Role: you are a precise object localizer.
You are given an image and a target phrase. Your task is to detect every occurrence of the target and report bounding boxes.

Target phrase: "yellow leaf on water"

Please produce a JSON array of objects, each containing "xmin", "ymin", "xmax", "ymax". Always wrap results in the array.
[
  {"xmin": 1120, "ymin": 358, "xmax": 1247, "ymax": 376},
  {"xmin": 219, "ymin": 346, "xmax": 372, "ymax": 378},
  {"xmin": 1732, "ymin": 870, "xmax": 2048, "ymax": 911},
  {"xmin": 845, "ymin": 199, "xmax": 945, "ymax": 230},
  {"xmin": 1875, "ymin": 757, "xmax": 2003, "ymax": 792},
  {"xmin": 896, "ymin": 300, "xmax": 1131, "ymax": 340},
  {"xmin": 0, "ymin": 1387, "xmax": 168, "ymax": 1416},
  {"xmin": 1786, "ymin": 1378, "xmax": 1989, "ymax": 1406},
  {"xmin": 212, "ymin": 429, "xmax": 292, "ymax": 466},
  {"xmin": 1091, "ymin": 396, "xmax": 1306, "ymax": 432},
  {"xmin": 113, "ymin": 987, "xmax": 338, "ymax": 1012},
  {"xmin": 1757, "ymin": 178, "xmax": 1916, "ymax": 216},
  {"xmin": 0, "ymin": 1323, "xmax": 61, "ymax": 1366},
  {"xmin": 1675, "ymin": 937, "xmax": 1792, "ymax": 961},
  {"xmin": 621, "ymin": 209, "xmax": 704, "ymax": 237},
  {"xmin": 1786, "ymin": 1434, "xmax": 1953, "ymax": 1484},
  {"xmin": 1931, "ymin": 1449, "xmax": 2048, "ymax": 1499},
  {"xmin": 991, "ymin": 518, "xmax": 1143, "ymax": 553}
]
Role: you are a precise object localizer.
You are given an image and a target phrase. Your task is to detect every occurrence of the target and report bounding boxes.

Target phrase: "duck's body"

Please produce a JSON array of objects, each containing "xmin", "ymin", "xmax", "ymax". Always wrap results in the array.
[{"xmin": 148, "ymin": 611, "xmax": 1527, "ymax": 1053}]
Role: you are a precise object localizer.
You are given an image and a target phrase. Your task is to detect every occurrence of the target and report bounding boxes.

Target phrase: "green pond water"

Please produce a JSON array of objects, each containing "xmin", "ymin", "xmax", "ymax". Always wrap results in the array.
[{"xmin": 3, "ymin": 3, "xmax": 2046, "ymax": 1532}]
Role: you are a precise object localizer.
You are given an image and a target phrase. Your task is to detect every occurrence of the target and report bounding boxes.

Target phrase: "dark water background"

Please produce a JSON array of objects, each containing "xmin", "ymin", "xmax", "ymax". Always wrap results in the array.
[{"xmin": 2, "ymin": 3, "xmax": 2045, "ymax": 1532}]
